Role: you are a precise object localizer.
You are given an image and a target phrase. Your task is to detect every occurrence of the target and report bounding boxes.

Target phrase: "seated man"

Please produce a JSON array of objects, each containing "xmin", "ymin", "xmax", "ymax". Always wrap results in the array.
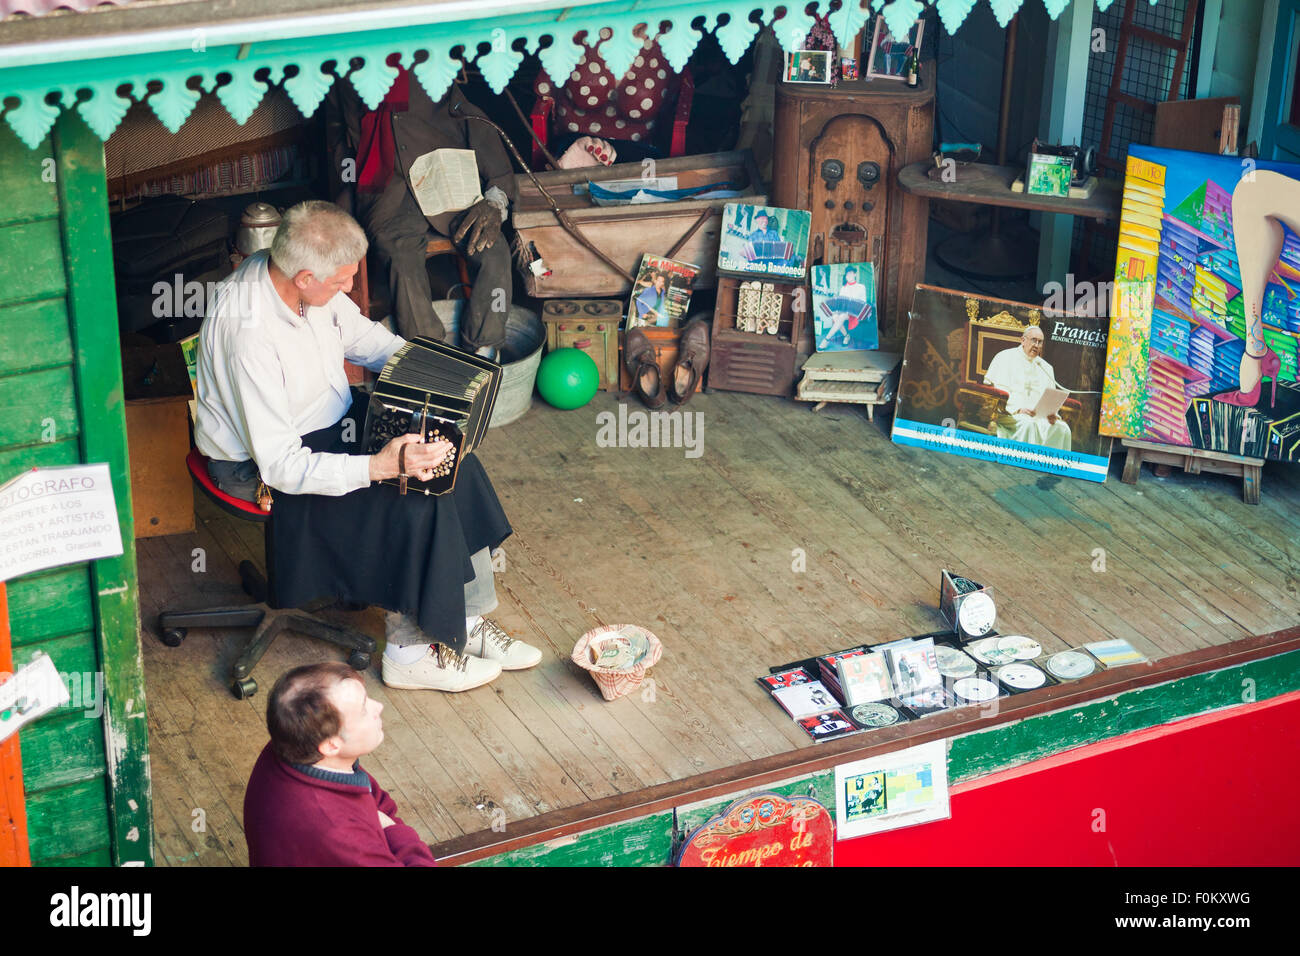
[
  {"xmin": 244, "ymin": 662, "xmax": 435, "ymax": 866},
  {"xmin": 194, "ymin": 200, "xmax": 542, "ymax": 692},
  {"xmin": 983, "ymin": 325, "xmax": 1072, "ymax": 450}
]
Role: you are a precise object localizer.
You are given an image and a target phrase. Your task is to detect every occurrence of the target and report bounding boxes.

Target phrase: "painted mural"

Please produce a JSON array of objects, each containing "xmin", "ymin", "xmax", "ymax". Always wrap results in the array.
[{"xmin": 1101, "ymin": 145, "xmax": 1300, "ymax": 460}]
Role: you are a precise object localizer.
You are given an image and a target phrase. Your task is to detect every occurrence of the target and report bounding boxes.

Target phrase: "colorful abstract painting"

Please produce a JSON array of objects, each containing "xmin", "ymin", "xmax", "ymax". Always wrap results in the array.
[{"xmin": 1101, "ymin": 146, "xmax": 1300, "ymax": 460}]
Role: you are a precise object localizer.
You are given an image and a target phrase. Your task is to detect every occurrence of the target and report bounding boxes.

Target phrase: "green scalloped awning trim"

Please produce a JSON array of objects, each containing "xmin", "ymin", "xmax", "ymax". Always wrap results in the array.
[{"xmin": 0, "ymin": 0, "xmax": 1168, "ymax": 149}]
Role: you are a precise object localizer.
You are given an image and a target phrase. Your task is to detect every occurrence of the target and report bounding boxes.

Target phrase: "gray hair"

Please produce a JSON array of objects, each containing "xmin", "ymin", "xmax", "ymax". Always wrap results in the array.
[{"xmin": 270, "ymin": 201, "xmax": 368, "ymax": 281}]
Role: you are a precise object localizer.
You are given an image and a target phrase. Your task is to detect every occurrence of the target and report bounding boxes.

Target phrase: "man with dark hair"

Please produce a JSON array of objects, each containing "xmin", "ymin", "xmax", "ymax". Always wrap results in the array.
[{"xmin": 243, "ymin": 662, "xmax": 436, "ymax": 866}]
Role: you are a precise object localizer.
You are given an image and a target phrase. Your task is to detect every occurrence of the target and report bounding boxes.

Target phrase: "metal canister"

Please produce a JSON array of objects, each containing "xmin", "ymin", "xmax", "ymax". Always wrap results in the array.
[{"xmin": 235, "ymin": 202, "xmax": 282, "ymax": 256}]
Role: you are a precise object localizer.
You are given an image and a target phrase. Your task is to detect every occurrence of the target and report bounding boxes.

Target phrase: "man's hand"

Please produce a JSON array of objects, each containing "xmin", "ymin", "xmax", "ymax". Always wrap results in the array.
[
  {"xmin": 452, "ymin": 198, "xmax": 503, "ymax": 255},
  {"xmin": 1017, "ymin": 407, "xmax": 1034, "ymax": 416},
  {"xmin": 369, "ymin": 433, "xmax": 454, "ymax": 482},
  {"xmin": 378, "ymin": 810, "xmax": 396, "ymax": 829}
]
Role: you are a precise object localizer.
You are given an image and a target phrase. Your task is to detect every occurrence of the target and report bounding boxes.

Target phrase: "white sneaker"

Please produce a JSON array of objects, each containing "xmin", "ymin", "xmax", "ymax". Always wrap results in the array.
[
  {"xmin": 464, "ymin": 618, "xmax": 542, "ymax": 671},
  {"xmin": 381, "ymin": 643, "xmax": 502, "ymax": 692}
]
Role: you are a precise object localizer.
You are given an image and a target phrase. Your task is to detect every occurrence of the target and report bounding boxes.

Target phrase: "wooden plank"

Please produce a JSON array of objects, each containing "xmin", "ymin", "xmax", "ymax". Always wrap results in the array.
[
  {"xmin": 14, "ymin": 630, "xmax": 106, "ymax": 793},
  {"xmin": 0, "ymin": 364, "xmax": 80, "ymax": 450},
  {"xmin": 0, "ymin": 436, "xmax": 80, "ymax": 475},
  {"xmin": 897, "ymin": 161, "xmax": 1122, "ymax": 223},
  {"xmin": 6, "ymin": 567, "xmax": 93, "ymax": 642},
  {"xmin": 0, "ymin": 125, "xmax": 58, "ymax": 226},
  {"xmin": 25, "ymin": 776, "xmax": 111, "ymax": 864},
  {"xmin": 17, "ymin": 713, "xmax": 107, "ymax": 794},
  {"xmin": 0, "ymin": 219, "xmax": 67, "ymax": 305},
  {"xmin": 0, "ymin": 298, "xmax": 73, "ymax": 376},
  {"xmin": 54, "ymin": 108, "xmax": 153, "ymax": 867}
]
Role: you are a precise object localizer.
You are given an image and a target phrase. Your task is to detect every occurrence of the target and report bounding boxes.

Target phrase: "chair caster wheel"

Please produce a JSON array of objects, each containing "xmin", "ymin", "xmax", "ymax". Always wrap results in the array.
[
  {"xmin": 231, "ymin": 678, "xmax": 257, "ymax": 700},
  {"xmin": 347, "ymin": 651, "xmax": 372, "ymax": 672},
  {"xmin": 160, "ymin": 627, "xmax": 187, "ymax": 647}
]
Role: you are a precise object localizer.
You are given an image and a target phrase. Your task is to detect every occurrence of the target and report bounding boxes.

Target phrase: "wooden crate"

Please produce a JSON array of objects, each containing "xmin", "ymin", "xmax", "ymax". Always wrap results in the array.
[
  {"xmin": 618, "ymin": 326, "xmax": 702, "ymax": 396},
  {"xmin": 513, "ymin": 150, "xmax": 765, "ymax": 298},
  {"xmin": 542, "ymin": 299, "xmax": 622, "ymax": 390}
]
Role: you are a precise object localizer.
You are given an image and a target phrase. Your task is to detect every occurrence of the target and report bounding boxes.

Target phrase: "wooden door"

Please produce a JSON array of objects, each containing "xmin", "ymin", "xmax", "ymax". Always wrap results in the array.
[{"xmin": 807, "ymin": 114, "xmax": 894, "ymax": 314}]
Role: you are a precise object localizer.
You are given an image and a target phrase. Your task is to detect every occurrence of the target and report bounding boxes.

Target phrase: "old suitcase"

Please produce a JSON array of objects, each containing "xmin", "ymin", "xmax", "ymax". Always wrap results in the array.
[
  {"xmin": 542, "ymin": 300, "xmax": 621, "ymax": 391},
  {"xmin": 512, "ymin": 149, "xmax": 765, "ymax": 298}
]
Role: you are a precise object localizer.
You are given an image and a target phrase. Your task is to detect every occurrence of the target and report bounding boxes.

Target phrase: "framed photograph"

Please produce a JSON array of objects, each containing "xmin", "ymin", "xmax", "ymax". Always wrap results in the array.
[
  {"xmin": 716, "ymin": 203, "xmax": 812, "ymax": 280},
  {"xmin": 812, "ymin": 262, "xmax": 878, "ymax": 351},
  {"xmin": 866, "ymin": 16, "xmax": 923, "ymax": 81},
  {"xmin": 785, "ymin": 49, "xmax": 832, "ymax": 85}
]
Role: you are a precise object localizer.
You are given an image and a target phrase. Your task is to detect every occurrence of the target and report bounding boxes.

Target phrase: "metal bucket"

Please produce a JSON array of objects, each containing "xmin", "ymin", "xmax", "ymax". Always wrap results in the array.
[{"xmin": 429, "ymin": 299, "xmax": 544, "ymax": 429}]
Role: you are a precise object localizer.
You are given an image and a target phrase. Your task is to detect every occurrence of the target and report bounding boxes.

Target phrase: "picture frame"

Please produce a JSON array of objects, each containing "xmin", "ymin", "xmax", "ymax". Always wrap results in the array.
[
  {"xmin": 784, "ymin": 49, "xmax": 832, "ymax": 85},
  {"xmin": 866, "ymin": 15, "xmax": 924, "ymax": 81}
]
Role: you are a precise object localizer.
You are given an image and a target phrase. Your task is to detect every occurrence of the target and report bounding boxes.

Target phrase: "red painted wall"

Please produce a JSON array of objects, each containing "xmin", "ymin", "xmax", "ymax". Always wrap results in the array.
[{"xmin": 835, "ymin": 691, "xmax": 1300, "ymax": 866}]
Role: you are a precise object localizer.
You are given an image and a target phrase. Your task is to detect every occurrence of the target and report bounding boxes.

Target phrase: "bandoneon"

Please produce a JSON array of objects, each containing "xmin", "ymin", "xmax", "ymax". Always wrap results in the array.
[{"xmin": 362, "ymin": 336, "xmax": 502, "ymax": 495}]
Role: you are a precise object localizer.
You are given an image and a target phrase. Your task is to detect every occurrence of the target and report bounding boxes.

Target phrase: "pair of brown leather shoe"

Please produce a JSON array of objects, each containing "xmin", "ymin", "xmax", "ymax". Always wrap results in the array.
[
  {"xmin": 624, "ymin": 327, "xmax": 667, "ymax": 408},
  {"xmin": 624, "ymin": 320, "xmax": 711, "ymax": 407},
  {"xmin": 669, "ymin": 319, "xmax": 710, "ymax": 405}
]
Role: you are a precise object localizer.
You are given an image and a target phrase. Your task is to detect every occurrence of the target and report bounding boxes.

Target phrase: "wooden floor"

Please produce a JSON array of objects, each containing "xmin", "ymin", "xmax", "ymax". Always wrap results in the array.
[{"xmin": 137, "ymin": 389, "xmax": 1300, "ymax": 865}]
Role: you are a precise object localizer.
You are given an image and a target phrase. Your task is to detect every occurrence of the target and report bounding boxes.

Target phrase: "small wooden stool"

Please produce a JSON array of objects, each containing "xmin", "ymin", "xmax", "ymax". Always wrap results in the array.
[{"xmin": 1120, "ymin": 439, "xmax": 1263, "ymax": 505}]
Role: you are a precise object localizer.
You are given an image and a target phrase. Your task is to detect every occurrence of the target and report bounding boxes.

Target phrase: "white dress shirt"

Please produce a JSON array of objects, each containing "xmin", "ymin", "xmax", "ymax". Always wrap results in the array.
[{"xmin": 194, "ymin": 251, "xmax": 404, "ymax": 496}]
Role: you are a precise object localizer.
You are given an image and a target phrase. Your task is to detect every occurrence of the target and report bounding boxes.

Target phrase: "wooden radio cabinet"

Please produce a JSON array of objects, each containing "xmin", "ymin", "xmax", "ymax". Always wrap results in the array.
[{"xmin": 771, "ymin": 64, "xmax": 935, "ymax": 351}]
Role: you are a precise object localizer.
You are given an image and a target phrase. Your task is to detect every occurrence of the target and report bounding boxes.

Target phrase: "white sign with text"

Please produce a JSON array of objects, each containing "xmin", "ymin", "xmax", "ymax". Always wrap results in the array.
[{"xmin": 0, "ymin": 464, "xmax": 123, "ymax": 582}]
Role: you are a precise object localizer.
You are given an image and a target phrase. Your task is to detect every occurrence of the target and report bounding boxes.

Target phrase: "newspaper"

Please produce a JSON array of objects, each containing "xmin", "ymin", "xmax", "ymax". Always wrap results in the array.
[
  {"xmin": 409, "ymin": 148, "xmax": 482, "ymax": 218},
  {"xmin": 1032, "ymin": 387, "xmax": 1069, "ymax": 419}
]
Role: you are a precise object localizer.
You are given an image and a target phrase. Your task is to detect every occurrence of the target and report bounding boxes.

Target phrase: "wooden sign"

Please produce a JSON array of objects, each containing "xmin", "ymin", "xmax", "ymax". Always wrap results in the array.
[{"xmin": 676, "ymin": 791, "xmax": 833, "ymax": 867}]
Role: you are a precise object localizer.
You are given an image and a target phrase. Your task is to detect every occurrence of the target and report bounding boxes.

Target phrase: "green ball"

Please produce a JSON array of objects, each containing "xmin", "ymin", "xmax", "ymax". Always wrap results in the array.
[{"xmin": 536, "ymin": 347, "xmax": 600, "ymax": 409}]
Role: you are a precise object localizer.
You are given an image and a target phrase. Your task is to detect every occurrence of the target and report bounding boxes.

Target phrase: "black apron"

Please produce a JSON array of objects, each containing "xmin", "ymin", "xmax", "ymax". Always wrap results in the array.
[{"xmin": 267, "ymin": 389, "xmax": 512, "ymax": 652}]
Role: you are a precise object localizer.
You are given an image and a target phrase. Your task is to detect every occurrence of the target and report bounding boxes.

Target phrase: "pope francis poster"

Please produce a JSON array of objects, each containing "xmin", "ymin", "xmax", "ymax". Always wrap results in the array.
[{"xmin": 892, "ymin": 285, "xmax": 1112, "ymax": 482}]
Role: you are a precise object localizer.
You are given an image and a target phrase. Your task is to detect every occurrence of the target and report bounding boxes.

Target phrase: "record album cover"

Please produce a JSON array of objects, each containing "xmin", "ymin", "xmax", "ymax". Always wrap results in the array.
[
  {"xmin": 717, "ymin": 203, "xmax": 811, "ymax": 279},
  {"xmin": 798, "ymin": 710, "xmax": 860, "ymax": 741}
]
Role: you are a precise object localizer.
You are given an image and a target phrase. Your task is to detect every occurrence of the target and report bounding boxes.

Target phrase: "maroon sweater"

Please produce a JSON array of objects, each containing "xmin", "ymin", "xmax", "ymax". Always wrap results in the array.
[{"xmin": 244, "ymin": 744, "xmax": 436, "ymax": 867}]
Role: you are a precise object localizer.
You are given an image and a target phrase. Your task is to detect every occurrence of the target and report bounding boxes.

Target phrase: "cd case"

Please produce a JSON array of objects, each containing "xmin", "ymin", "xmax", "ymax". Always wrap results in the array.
[{"xmin": 797, "ymin": 710, "xmax": 861, "ymax": 741}]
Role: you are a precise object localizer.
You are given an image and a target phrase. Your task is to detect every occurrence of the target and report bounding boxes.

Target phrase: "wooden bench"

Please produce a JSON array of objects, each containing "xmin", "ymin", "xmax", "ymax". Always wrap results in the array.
[{"xmin": 1120, "ymin": 439, "xmax": 1262, "ymax": 505}]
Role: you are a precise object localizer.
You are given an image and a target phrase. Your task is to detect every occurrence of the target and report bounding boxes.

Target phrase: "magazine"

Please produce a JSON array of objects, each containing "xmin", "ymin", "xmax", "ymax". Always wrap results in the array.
[{"xmin": 626, "ymin": 254, "xmax": 699, "ymax": 329}]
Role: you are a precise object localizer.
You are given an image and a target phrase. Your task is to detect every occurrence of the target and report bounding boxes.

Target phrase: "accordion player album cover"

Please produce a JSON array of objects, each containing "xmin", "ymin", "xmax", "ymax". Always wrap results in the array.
[
  {"xmin": 892, "ymin": 285, "xmax": 1112, "ymax": 482},
  {"xmin": 716, "ymin": 203, "xmax": 811, "ymax": 280},
  {"xmin": 812, "ymin": 262, "xmax": 879, "ymax": 351}
]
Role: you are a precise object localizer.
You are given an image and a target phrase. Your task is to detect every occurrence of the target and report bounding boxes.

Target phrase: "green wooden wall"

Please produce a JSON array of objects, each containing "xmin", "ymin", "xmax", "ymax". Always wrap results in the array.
[{"xmin": 0, "ymin": 115, "xmax": 152, "ymax": 866}]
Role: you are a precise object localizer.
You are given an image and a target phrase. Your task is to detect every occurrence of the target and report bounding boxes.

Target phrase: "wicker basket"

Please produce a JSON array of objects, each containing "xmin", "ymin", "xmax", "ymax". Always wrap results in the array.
[{"xmin": 571, "ymin": 625, "xmax": 663, "ymax": 701}]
